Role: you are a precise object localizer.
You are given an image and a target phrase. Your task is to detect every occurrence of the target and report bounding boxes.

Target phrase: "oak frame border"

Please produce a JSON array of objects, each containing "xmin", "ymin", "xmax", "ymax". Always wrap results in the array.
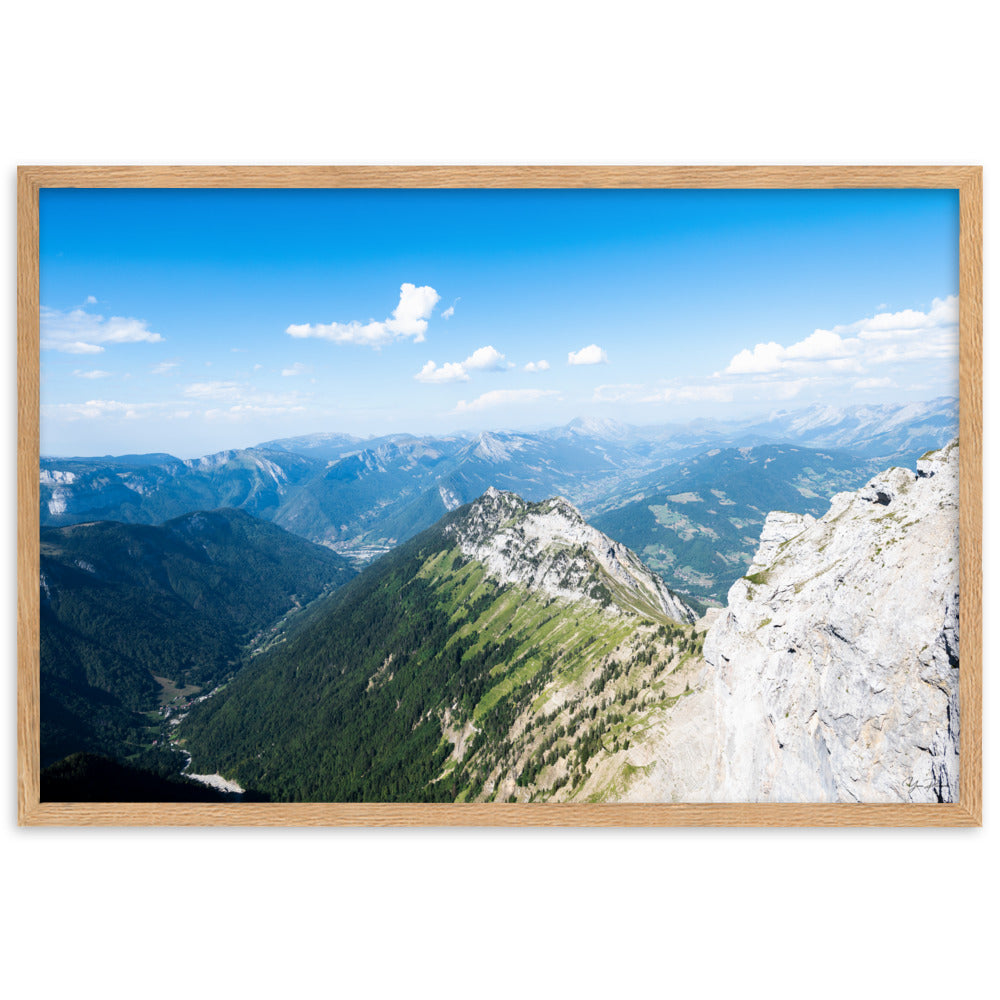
[{"xmin": 17, "ymin": 165, "xmax": 983, "ymax": 827}]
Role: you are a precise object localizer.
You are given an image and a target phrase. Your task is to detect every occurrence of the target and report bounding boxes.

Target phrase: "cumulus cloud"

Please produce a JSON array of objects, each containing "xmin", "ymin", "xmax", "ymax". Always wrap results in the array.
[
  {"xmin": 415, "ymin": 360, "xmax": 470, "ymax": 384},
  {"xmin": 524, "ymin": 360, "xmax": 550, "ymax": 372},
  {"xmin": 454, "ymin": 388, "xmax": 559, "ymax": 413},
  {"xmin": 41, "ymin": 305, "xmax": 164, "ymax": 354},
  {"xmin": 85, "ymin": 295, "xmax": 97, "ymax": 305},
  {"xmin": 72, "ymin": 369, "xmax": 112, "ymax": 379},
  {"xmin": 568, "ymin": 344, "xmax": 608, "ymax": 366},
  {"xmin": 724, "ymin": 296, "xmax": 958, "ymax": 378},
  {"xmin": 415, "ymin": 344, "xmax": 508, "ymax": 383},
  {"xmin": 287, "ymin": 282, "xmax": 440, "ymax": 347},
  {"xmin": 464, "ymin": 345, "xmax": 508, "ymax": 370}
]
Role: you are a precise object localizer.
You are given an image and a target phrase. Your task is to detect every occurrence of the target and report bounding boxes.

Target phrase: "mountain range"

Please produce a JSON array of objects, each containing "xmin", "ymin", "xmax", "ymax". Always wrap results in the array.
[
  {"xmin": 40, "ymin": 397, "xmax": 957, "ymax": 596},
  {"xmin": 175, "ymin": 441, "xmax": 960, "ymax": 804},
  {"xmin": 37, "ymin": 398, "xmax": 961, "ymax": 803}
]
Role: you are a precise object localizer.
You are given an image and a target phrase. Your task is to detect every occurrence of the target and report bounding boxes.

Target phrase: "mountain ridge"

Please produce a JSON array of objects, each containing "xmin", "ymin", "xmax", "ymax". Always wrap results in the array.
[
  {"xmin": 608, "ymin": 440, "xmax": 961, "ymax": 803},
  {"xmin": 178, "ymin": 487, "xmax": 700, "ymax": 801},
  {"xmin": 40, "ymin": 399, "xmax": 957, "ymax": 581}
]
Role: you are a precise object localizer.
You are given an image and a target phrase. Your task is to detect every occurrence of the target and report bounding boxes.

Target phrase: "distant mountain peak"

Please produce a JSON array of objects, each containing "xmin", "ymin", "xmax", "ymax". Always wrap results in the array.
[
  {"xmin": 449, "ymin": 489, "xmax": 695, "ymax": 623},
  {"xmin": 471, "ymin": 431, "xmax": 527, "ymax": 463},
  {"xmin": 565, "ymin": 416, "xmax": 632, "ymax": 439}
]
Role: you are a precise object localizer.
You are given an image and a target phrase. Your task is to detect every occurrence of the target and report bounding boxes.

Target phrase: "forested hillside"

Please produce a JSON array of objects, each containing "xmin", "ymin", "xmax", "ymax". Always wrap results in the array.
[
  {"xmin": 40, "ymin": 508, "xmax": 355, "ymax": 769},
  {"xmin": 179, "ymin": 493, "xmax": 702, "ymax": 802}
]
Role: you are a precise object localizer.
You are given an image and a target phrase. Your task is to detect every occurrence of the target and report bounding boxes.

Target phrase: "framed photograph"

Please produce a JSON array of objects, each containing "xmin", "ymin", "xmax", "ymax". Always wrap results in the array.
[{"xmin": 17, "ymin": 166, "xmax": 982, "ymax": 826}]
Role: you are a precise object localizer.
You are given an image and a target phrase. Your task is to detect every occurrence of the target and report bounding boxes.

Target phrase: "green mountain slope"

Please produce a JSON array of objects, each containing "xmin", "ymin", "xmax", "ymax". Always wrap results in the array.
[
  {"xmin": 589, "ymin": 444, "xmax": 883, "ymax": 604},
  {"xmin": 40, "ymin": 508, "xmax": 355, "ymax": 768},
  {"xmin": 179, "ymin": 491, "xmax": 703, "ymax": 803}
]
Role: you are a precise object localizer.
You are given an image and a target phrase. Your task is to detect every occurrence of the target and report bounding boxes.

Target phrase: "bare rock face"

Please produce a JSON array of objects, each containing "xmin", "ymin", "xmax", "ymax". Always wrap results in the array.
[
  {"xmin": 449, "ymin": 487, "xmax": 696, "ymax": 623},
  {"xmin": 702, "ymin": 440, "xmax": 959, "ymax": 802}
]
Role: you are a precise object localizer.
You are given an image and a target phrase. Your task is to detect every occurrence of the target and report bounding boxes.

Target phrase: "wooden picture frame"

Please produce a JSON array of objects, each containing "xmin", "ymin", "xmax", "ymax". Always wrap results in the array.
[{"xmin": 17, "ymin": 165, "xmax": 983, "ymax": 827}]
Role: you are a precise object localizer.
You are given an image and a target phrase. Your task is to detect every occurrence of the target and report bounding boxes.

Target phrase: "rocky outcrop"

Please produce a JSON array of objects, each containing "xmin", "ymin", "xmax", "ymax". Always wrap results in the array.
[
  {"xmin": 448, "ymin": 487, "xmax": 696, "ymax": 623},
  {"xmin": 702, "ymin": 439, "xmax": 959, "ymax": 802}
]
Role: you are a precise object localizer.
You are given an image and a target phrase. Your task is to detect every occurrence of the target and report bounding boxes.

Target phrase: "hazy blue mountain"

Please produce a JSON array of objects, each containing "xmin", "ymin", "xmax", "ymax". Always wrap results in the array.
[
  {"xmin": 39, "ymin": 397, "xmax": 957, "ymax": 570},
  {"xmin": 40, "ymin": 448, "xmax": 324, "ymax": 527},
  {"xmin": 589, "ymin": 444, "xmax": 886, "ymax": 604},
  {"xmin": 253, "ymin": 430, "xmax": 365, "ymax": 462},
  {"xmin": 274, "ymin": 429, "xmax": 662, "ymax": 560},
  {"xmin": 737, "ymin": 396, "xmax": 958, "ymax": 458}
]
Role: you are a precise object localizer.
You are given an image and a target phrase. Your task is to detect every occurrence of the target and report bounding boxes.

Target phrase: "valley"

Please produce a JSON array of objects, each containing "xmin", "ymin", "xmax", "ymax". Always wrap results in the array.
[
  {"xmin": 39, "ymin": 508, "xmax": 356, "ymax": 789},
  {"xmin": 37, "ymin": 401, "xmax": 962, "ymax": 804}
]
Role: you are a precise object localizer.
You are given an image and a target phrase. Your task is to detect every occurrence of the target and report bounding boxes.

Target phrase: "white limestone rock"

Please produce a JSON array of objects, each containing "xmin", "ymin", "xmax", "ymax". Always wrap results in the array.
[
  {"xmin": 449, "ymin": 487, "xmax": 696, "ymax": 624},
  {"xmin": 702, "ymin": 439, "xmax": 960, "ymax": 803}
]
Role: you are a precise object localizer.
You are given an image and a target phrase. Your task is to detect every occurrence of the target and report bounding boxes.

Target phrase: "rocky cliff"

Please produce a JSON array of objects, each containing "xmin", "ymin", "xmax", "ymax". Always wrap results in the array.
[
  {"xmin": 701, "ymin": 440, "xmax": 959, "ymax": 802},
  {"xmin": 447, "ymin": 486, "xmax": 696, "ymax": 624}
]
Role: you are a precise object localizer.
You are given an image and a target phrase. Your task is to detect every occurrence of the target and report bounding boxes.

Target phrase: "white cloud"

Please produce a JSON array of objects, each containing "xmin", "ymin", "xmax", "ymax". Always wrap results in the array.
[
  {"xmin": 854, "ymin": 296, "xmax": 956, "ymax": 339},
  {"xmin": 464, "ymin": 345, "xmax": 508, "ymax": 370},
  {"xmin": 281, "ymin": 362, "xmax": 310, "ymax": 377},
  {"xmin": 72, "ymin": 369, "xmax": 112, "ymax": 379},
  {"xmin": 287, "ymin": 282, "xmax": 440, "ymax": 347},
  {"xmin": 441, "ymin": 306, "xmax": 455, "ymax": 320},
  {"xmin": 41, "ymin": 305, "xmax": 164, "ymax": 354},
  {"xmin": 85, "ymin": 295, "xmax": 97, "ymax": 305},
  {"xmin": 454, "ymin": 388, "xmax": 559, "ymax": 413},
  {"xmin": 724, "ymin": 296, "xmax": 957, "ymax": 378},
  {"xmin": 415, "ymin": 360, "xmax": 470, "ymax": 384},
  {"xmin": 43, "ymin": 399, "xmax": 163, "ymax": 421},
  {"xmin": 151, "ymin": 361, "xmax": 179, "ymax": 375},
  {"xmin": 568, "ymin": 344, "xmax": 608, "ymax": 366},
  {"xmin": 855, "ymin": 376, "xmax": 897, "ymax": 390},
  {"xmin": 415, "ymin": 344, "xmax": 508, "ymax": 383},
  {"xmin": 524, "ymin": 360, "xmax": 550, "ymax": 372}
]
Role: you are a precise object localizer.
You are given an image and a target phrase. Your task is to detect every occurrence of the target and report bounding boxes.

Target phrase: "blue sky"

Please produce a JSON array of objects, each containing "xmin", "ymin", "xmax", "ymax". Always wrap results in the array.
[{"xmin": 39, "ymin": 188, "xmax": 959, "ymax": 457}]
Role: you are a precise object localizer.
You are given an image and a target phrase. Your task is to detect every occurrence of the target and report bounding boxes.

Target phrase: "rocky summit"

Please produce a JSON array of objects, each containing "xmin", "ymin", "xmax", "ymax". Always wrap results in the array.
[
  {"xmin": 448, "ymin": 486, "xmax": 696, "ymax": 624},
  {"xmin": 701, "ymin": 439, "xmax": 959, "ymax": 802}
]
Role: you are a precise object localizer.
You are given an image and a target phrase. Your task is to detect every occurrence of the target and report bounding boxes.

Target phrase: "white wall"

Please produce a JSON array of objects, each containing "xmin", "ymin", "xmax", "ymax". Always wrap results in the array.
[{"xmin": 3, "ymin": 4, "xmax": 994, "ymax": 997}]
